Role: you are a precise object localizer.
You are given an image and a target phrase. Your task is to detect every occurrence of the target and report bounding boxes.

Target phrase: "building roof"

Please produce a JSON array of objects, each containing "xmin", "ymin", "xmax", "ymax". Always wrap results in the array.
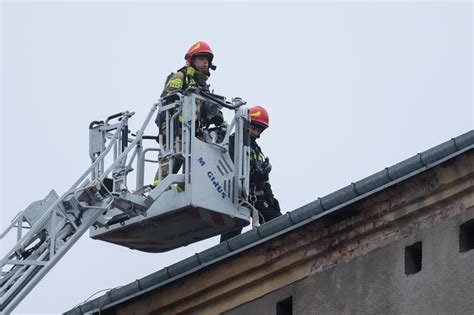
[{"xmin": 65, "ymin": 130, "xmax": 474, "ymax": 315}]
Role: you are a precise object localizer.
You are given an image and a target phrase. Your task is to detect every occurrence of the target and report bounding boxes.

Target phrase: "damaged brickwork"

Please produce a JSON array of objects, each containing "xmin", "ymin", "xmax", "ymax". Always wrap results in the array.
[{"xmin": 260, "ymin": 154, "xmax": 472, "ymax": 275}]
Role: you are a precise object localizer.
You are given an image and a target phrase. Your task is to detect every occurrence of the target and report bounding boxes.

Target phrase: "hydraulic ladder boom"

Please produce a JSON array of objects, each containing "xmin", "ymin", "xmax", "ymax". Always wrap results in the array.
[
  {"xmin": 0, "ymin": 107, "xmax": 156, "ymax": 314},
  {"xmin": 0, "ymin": 90, "xmax": 251, "ymax": 314}
]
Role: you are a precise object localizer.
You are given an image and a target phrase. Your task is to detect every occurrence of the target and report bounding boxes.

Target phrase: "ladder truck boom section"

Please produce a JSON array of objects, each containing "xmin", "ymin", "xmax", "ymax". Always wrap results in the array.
[{"xmin": 0, "ymin": 90, "xmax": 252, "ymax": 314}]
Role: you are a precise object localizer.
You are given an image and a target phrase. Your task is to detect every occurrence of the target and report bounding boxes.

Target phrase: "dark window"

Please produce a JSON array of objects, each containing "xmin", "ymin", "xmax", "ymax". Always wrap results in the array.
[
  {"xmin": 277, "ymin": 296, "xmax": 293, "ymax": 315},
  {"xmin": 405, "ymin": 241, "xmax": 422, "ymax": 275},
  {"xmin": 460, "ymin": 219, "xmax": 474, "ymax": 253}
]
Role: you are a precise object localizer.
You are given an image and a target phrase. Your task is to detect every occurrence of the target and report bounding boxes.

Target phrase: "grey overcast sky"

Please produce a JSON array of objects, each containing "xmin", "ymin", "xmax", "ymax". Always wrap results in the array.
[{"xmin": 1, "ymin": 1, "xmax": 472, "ymax": 314}]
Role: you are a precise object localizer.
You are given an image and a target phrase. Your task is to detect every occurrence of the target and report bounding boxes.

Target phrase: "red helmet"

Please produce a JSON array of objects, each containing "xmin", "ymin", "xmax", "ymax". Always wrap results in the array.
[
  {"xmin": 249, "ymin": 106, "xmax": 269, "ymax": 129},
  {"xmin": 184, "ymin": 41, "xmax": 216, "ymax": 70}
]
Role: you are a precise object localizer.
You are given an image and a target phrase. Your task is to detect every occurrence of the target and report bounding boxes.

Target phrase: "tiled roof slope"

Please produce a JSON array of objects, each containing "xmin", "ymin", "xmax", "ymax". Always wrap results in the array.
[{"xmin": 66, "ymin": 130, "xmax": 474, "ymax": 315}]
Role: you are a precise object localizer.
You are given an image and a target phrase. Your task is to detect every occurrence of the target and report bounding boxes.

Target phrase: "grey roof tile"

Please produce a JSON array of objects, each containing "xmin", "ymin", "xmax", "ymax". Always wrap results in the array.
[
  {"xmin": 288, "ymin": 200, "xmax": 324, "ymax": 223},
  {"xmin": 108, "ymin": 282, "xmax": 139, "ymax": 303},
  {"xmin": 453, "ymin": 130, "xmax": 473, "ymax": 149},
  {"xmin": 197, "ymin": 241, "xmax": 232, "ymax": 263},
  {"xmin": 353, "ymin": 169, "xmax": 391, "ymax": 195},
  {"xmin": 321, "ymin": 185, "xmax": 358, "ymax": 209},
  {"xmin": 227, "ymin": 228, "xmax": 260, "ymax": 250},
  {"xmin": 420, "ymin": 139, "xmax": 457, "ymax": 164},
  {"xmin": 387, "ymin": 155, "xmax": 424, "ymax": 179},
  {"xmin": 256, "ymin": 214, "xmax": 293, "ymax": 238},
  {"xmin": 167, "ymin": 255, "xmax": 201, "ymax": 277},
  {"xmin": 140, "ymin": 268, "xmax": 170, "ymax": 289}
]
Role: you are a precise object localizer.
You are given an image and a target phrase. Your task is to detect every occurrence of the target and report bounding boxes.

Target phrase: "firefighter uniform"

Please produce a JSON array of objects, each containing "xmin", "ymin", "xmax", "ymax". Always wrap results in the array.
[
  {"xmin": 154, "ymin": 41, "xmax": 216, "ymax": 187},
  {"xmin": 220, "ymin": 106, "xmax": 281, "ymax": 242},
  {"xmin": 249, "ymin": 138, "xmax": 281, "ymax": 222},
  {"xmin": 161, "ymin": 66, "xmax": 210, "ymax": 97}
]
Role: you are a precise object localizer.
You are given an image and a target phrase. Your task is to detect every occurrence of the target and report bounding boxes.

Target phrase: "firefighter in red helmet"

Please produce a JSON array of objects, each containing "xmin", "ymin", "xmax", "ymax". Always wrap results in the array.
[
  {"xmin": 154, "ymin": 41, "xmax": 220, "ymax": 188},
  {"xmin": 161, "ymin": 41, "xmax": 216, "ymax": 97},
  {"xmin": 220, "ymin": 105, "xmax": 282, "ymax": 242}
]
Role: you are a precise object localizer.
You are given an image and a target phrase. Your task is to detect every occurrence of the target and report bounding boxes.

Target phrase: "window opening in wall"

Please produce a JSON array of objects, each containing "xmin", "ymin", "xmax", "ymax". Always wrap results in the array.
[
  {"xmin": 276, "ymin": 296, "xmax": 293, "ymax": 315},
  {"xmin": 460, "ymin": 219, "xmax": 474, "ymax": 253},
  {"xmin": 405, "ymin": 241, "xmax": 422, "ymax": 275}
]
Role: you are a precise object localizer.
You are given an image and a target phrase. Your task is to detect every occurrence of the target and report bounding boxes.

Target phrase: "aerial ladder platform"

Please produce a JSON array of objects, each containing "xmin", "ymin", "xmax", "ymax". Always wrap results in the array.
[{"xmin": 0, "ymin": 89, "xmax": 253, "ymax": 314}]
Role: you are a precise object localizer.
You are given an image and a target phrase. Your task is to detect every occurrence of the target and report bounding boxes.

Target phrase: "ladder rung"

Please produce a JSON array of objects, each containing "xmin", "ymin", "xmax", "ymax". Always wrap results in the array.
[{"xmin": 4, "ymin": 260, "xmax": 47, "ymax": 266}]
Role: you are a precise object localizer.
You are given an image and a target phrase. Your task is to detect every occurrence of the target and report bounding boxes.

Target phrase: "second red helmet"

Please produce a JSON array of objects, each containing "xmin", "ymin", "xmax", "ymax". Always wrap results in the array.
[
  {"xmin": 184, "ymin": 41, "xmax": 216, "ymax": 70},
  {"xmin": 249, "ymin": 106, "xmax": 269, "ymax": 129}
]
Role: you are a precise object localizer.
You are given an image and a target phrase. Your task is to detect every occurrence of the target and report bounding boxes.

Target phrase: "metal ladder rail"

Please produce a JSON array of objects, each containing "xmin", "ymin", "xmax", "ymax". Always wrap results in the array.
[
  {"xmin": 98, "ymin": 104, "xmax": 158, "ymax": 193},
  {"xmin": 0, "ymin": 199, "xmax": 112, "ymax": 314},
  {"xmin": 151, "ymin": 93, "xmax": 201, "ymax": 195},
  {"xmin": 156, "ymin": 100, "xmax": 182, "ymax": 184},
  {"xmin": 0, "ymin": 116, "xmax": 128, "ymax": 314},
  {"xmin": 0, "ymin": 115, "xmax": 128, "ymax": 270},
  {"xmin": 0, "ymin": 104, "xmax": 158, "ymax": 314}
]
